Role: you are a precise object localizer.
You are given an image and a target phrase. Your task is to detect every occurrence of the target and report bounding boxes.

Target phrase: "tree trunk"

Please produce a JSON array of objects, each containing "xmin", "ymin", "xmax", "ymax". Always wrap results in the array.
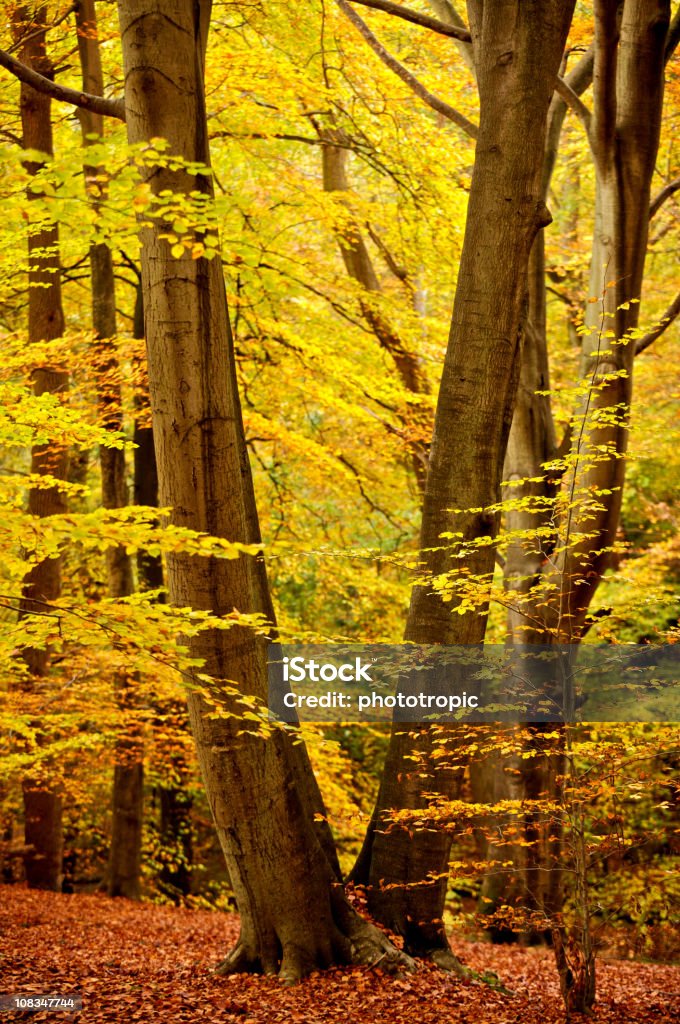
[
  {"xmin": 321, "ymin": 137, "xmax": 429, "ymax": 489},
  {"xmin": 479, "ymin": 55, "xmax": 594, "ymax": 943},
  {"xmin": 544, "ymin": 2, "xmax": 669, "ymax": 1012},
  {"xmin": 544, "ymin": 0, "xmax": 669, "ymax": 641},
  {"xmin": 75, "ymin": 0, "xmax": 144, "ymax": 900},
  {"xmin": 116, "ymin": 0, "xmax": 409, "ymax": 979},
  {"xmin": 14, "ymin": 1, "xmax": 68, "ymax": 893},
  {"xmin": 352, "ymin": 0, "xmax": 575, "ymax": 961}
]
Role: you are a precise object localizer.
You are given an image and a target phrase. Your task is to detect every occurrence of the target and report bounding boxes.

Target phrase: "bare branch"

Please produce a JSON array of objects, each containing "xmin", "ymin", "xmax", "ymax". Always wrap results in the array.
[
  {"xmin": 366, "ymin": 223, "xmax": 410, "ymax": 283},
  {"xmin": 7, "ymin": 2, "xmax": 78, "ymax": 56},
  {"xmin": 211, "ymin": 130, "xmax": 322, "ymax": 145},
  {"xmin": 554, "ymin": 75, "xmax": 592, "ymax": 138},
  {"xmin": 635, "ymin": 292, "xmax": 680, "ymax": 355},
  {"xmin": 336, "ymin": 0, "xmax": 478, "ymax": 139},
  {"xmin": 564, "ymin": 44, "xmax": 594, "ymax": 93},
  {"xmin": 543, "ymin": 46, "xmax": 594, "ymax": 196},
  {"xmin": 649, "ymin": 176, "xmax": 680, "ymax": 219},
  {"xmin": 0, "ymin": 47, "xmax": 125, "ymax": 122},
  {"xmin": 346, "ymin": 0, "xmax": 471, "ymax": 41}
]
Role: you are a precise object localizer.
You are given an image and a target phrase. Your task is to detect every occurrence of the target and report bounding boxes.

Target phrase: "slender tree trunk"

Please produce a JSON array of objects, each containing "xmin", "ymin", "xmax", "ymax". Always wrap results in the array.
[
  {"xmin": 321, "ymin": 137, "xmax": 429, "ymax": 489},
  {"xmin": 132, "ymin": 283, "xmax": 193, "ymax": 898},
  {"xmin": 352, "ymin": 0, "xmax": 575, "ymax": 962},
  {"xmin": 14, "ymin": 2, "xmax": 68, "ymax": 893},
  {"xmin": 75, "ymin": 0, "xmax": 143, "ymax": 900},
  {"xmin": 116, "ymin": 0, "xmax": 409, "ymax": 979},
  {"xmin": 544, "ymin": 2, "xmax": 669, "ymax": 1012},
  {"xmin": 544, "ymin": 0, "xmax": 669, "ymax": 640}
]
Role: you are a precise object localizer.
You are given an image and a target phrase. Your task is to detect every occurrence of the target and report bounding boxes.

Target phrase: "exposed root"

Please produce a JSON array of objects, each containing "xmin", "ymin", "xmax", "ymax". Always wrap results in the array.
[
  {"xmin": 215, "ymin": 899, "xmax": 416, "ymax": 984},
  {"xmin": 349, "ymin": 922, "xmax": 416, "ymax": 976},
  {"xmin": 424, "ymin": 945, "xmax": 469, "ymax": 976},
  {"xmin": 334, "ymin": 891, "xmax": 416, "ymax": 976},
  {"xmin": 214, "ymin": 942, "xmax": 263, "ymax": 976},
  {"xmin": 410, "ymin": 944, "xmax": 514, "ymax": 993}
]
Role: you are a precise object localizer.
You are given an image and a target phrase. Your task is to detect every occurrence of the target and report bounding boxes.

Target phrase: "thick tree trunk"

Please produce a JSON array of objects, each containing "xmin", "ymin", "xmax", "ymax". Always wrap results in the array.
[
  {"xmin": 132, "ymin": 285, "xmax": 196, "ymax": 897},
  {"xmin": 75, "ymin": 0, "xmax": 143, "ymax": 900},
  {"xmin": 352, "ymin": 0, "xmax": 575, "ymax": 960},
  {"xmin": 479, "ymin": 60, "xmax": 594, "ymax": 943},
  {"xmin": 116, "ymin": 0, "xmax": 409, "ymax": 979},
  {"xmin": 14, "ymin": 2, "xmax": 68, "ymax": 893}
]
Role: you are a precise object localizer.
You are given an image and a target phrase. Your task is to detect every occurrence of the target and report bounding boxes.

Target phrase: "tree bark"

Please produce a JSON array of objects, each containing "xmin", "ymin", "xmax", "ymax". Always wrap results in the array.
[
  {"xmin": 116, "ymin": 0, "xmax": 409, "ymax": 979},
  {"xmin": 14, "ymin": 1, "xmax": 68, "ymax": 893},
  {"xmin": 352, "ymin": 0, "xmax": 575, "ymax": 961},
  {"xmin": 74, "ymin": 0, "xmax": 144, "ymax": 900},
  {"xmin": 131, "ymin": 287, "xmax": 195, "ymax": 898},
  {"xmin": 478, "ymin": 57, "xmax": 594, "ymax": 944},
  {"xmin": 543, "ymin": 0, "xmax": 669, "ymax": 642}
]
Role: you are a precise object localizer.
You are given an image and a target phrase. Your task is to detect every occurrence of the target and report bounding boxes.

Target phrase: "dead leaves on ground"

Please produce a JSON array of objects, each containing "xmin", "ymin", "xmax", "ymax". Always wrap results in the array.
[{"xmin": 0, "ymin": 888, "xmax": 678, "ymax": 1023}]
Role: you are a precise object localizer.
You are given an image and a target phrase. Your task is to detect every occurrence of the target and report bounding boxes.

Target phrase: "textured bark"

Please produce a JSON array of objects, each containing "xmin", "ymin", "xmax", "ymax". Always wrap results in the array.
[
  {"xmin": 543, "ymin": 0, "xmax": 669, "ymax": 642},
  {"xmin": 117, "ymin": 0, "xmax": 409, "ymax": 979},
  {"xmin": 480, "ymin": 58, "xmax": 594, "ymax": 944},
  {"xmin": 14, "ymin": 2, "xmax": 68, "ymax": 893},
  {"xmin": 352, "ymin": 0, "xmax": 575, "ymax": 959},
  {"xmin": 132, "ymin": 286, "xmax": 196, "ymax": 897},
  {"xmin": 156, "ymin": 706, "xmax": 193, "ymax": 900},
  {"xmin": 545, "ymin": 3, "xmax": 669, "ymax": 1011},
  {"xmin": 75, "ymin": 0, "xmax": 143, "ymax": 900}
]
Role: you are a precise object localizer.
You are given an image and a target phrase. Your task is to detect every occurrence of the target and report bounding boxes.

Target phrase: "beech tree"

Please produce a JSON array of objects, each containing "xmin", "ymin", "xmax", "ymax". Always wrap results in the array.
[
  {"xmin": 346, "ymin": 0, "xmax": 575, "ymax": 964},
  {"xmin": 14, "ymin": 1, "xmax": 69, "ymax": 893},
  {"xmin": 114, "ymin": 0, "xmax": 411, "ymax": 980},
  {"xmin": 74, "ymin": 0, "xmax": 143, "ymax": 902}
]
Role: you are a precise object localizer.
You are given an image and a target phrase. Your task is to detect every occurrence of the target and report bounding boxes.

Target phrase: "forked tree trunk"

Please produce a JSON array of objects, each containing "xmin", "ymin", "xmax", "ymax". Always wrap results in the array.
[
  {"xmin": 75, "ymin": 0, "xmax": 143, "ymax": 900},
  {"xmin": 542, "ymin": 2, "xmax": 670, "ymax": 1012},
  {"xmin": 476, "ymin": 54, "xmax": 594, "ymax": 943},
  {"xmin": 15, "ymin": 1, "xmax": 68, "ymax": 893},
  {"xmin": 116, "ymin": 0, "xmax": 409, "ymax": 979},
  {"xmin": 352, "ymin": 0, "xmax": 575, "ymax": 962},
  {"xmin": 544, "ymin": 0, "xmax": 669, "ymax": 640}
]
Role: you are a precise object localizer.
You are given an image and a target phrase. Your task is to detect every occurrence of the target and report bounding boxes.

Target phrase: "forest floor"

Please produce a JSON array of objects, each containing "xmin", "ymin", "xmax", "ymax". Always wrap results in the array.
[{"xmin": 1, "ymin": 887, "xmax": 679, "ymax": 1023}]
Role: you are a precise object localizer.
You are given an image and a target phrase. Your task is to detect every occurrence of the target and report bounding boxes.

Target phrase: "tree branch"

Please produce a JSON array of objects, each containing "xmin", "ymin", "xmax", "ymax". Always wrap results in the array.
[
  {"xmin": 346, "ymin": 0, "xmax": 471, "ymax": 41},
  {"xmin": 427, "ymin": 1, "xmax": 475, "ymax": 72},
  {"xmin": 649, "ymin": 176, "xmax": 680, "ymax": 219},
  {"xmin": 554, "ymin": 75, "xmax": 593, "ymax": 139},
  {"xmin": 336, "ymin": 0, "xmax": 478, "ymax": 138},
  {"xmin": 0, "ymin": 47, "xmax": 125, "ymax": 122},
  {"xmin": 635, "ymin": 291, "xmax": 680, "ymax": 355},
  {"xmin": 564, "ymin": 44, "xmax": 594, "ymax": 93},
  {"xmin": 8, "ymin": 2, "xmax": 78, "ymax": 56},
  {"xmin": 211, "ymin": 130, "xmax": 322, "ymax": 145}
]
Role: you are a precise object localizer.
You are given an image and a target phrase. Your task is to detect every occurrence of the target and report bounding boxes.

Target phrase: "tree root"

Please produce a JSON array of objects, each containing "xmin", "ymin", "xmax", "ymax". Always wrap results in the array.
[
  {"xmin": 422, "ymin": 945, "xmax": 469, "ymax": 976},
  {"xmin": 214, "ymin": 899, "xmax": 416, "ymax": 984}
]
